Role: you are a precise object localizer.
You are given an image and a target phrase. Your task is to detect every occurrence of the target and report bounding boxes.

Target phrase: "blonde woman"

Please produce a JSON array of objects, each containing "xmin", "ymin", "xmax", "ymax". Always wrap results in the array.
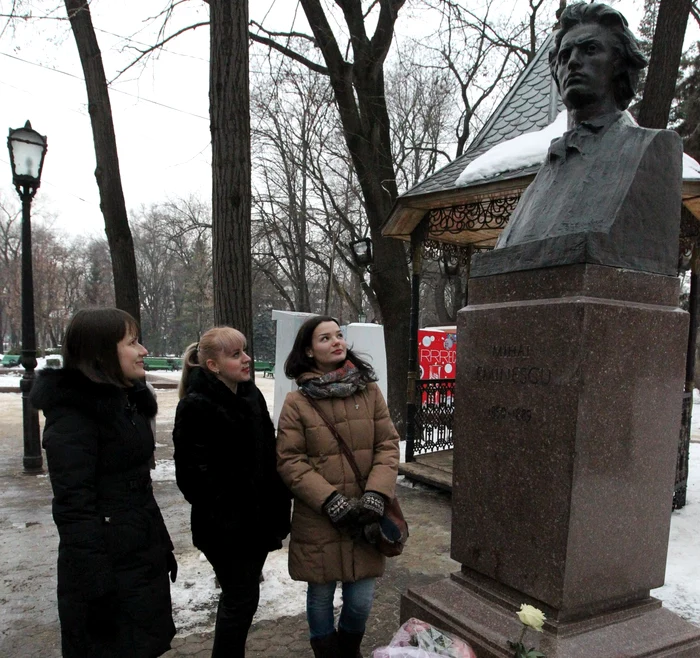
[{"xmin": 172, "ymin": 327, "xmax": 290, "ymax": 658}]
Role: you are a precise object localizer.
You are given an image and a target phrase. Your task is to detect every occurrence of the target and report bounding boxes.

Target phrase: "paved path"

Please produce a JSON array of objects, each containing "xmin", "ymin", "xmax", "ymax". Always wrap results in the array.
[{"xmin": 0, "ymin": 388, "xmax": 458, "ymax": 657}]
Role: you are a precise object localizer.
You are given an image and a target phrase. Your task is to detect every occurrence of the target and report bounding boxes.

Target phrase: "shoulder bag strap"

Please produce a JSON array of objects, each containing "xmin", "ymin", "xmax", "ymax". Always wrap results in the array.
[{"xmin": 305, "ymin": 396, "xmax": 365, "ymax": 489}]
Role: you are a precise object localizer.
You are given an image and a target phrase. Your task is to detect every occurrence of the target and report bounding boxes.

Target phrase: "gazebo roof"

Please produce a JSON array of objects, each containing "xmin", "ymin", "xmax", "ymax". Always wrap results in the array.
[
  {"xmin": 404, "ymin": 33, "xmax": 560, "ymax": 199},
  {"xmin": 382, "ymin": 33, "xmax": 562, "ymax": 245},
  {"xmin": 382, "ymin": 33, "xmax": 700, "ymax": 247}
]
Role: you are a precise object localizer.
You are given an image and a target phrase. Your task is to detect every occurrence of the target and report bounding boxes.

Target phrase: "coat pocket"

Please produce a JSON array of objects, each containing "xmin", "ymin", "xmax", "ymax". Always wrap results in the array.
[{"xmin": 102, "ymin": 509, "xmax": 151, "ymax": 568}]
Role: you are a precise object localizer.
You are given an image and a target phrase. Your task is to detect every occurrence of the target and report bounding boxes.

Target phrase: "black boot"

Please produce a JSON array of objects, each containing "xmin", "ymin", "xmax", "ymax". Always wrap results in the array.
[
  {"xmin": 310, "ymin": 631, "xmax": 339, "ymax": 657},
  {"xmin": 338, "ymin": 628, "xmax": 364, "ymax": 658}
]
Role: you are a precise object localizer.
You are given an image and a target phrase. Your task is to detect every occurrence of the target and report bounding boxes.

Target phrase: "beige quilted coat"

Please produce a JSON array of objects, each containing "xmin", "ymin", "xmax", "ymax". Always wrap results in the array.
[{"xmin": 276, "ymin": 382, "xmax": 400, "ymax": 583}]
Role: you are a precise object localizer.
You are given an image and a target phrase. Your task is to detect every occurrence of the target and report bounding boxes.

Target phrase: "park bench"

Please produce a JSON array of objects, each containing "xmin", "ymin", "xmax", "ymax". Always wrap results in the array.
[
  {"xmin": 254, "ymin": 360, "xmax": 274, "ymax": 378},
  {"xmin": 143, "ymin": 356, "xmax": 183, "ymax": 371},
  {"xmin": 1, "ymin": 354, "xmax": 20, "ymax": 367}
]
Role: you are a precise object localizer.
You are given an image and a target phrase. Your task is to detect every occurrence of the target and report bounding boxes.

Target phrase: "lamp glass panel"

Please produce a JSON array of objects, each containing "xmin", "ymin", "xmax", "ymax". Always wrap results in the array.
[
  {"xmin": 354, "ymin": 242, "xmax": 368, "ymax": 257},
  {"xmin": 9, "ymin": 129, "xmax": 45, "ymax": 179}
]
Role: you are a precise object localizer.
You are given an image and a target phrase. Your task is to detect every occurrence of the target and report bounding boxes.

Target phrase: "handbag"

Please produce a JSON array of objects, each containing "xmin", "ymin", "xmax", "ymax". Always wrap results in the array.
[{"xmin": 306, "ymin": 397, "xmax": 408, "ymax": 557}]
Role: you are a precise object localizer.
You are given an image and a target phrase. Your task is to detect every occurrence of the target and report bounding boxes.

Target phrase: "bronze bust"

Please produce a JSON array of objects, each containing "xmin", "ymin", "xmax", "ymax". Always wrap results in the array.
[{"xmin": 472, "ymin": 2, "xmax": 683, "ymax": 278}]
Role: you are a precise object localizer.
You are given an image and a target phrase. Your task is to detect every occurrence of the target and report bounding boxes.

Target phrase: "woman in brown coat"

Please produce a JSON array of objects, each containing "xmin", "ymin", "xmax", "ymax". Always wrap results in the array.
[{"xmin": 277, "ymin": 316, "xmax": 400, "ymax": 658}]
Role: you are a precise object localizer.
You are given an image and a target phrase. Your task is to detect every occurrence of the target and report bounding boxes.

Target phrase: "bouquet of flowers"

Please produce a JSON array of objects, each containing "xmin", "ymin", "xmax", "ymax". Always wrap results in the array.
[{"xmin": 373, "ymin": 617, "xmax": 477, "ymax": 658}]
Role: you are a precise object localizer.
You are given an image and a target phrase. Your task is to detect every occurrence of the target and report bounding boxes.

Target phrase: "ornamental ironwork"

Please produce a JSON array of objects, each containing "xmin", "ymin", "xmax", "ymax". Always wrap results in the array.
[
  {"xmin": 410, "ymin": 379, "xmax": 455, "ymax": 457},
  {"xmin": 423, "ymin": 240, "xmax": 476, "ymax": 264},
  {"xmin": 426, "ymin": 195, "xmax": 522, "ymax": 236}
]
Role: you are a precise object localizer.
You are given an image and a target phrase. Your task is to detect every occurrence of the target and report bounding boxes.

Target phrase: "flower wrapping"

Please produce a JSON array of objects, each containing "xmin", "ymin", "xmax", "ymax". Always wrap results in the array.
[{"xmin": 372, "ymin": 618, "xmax": 477, "ymax": 658}]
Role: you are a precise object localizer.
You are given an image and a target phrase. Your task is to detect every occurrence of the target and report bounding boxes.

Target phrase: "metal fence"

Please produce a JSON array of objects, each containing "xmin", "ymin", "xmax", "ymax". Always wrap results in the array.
[
  {"xmin": 407, "ymin": 380, "xmax": 455, "ymax": 460},
  {"xmin": 674, "ymin": 391, "xmax": 693, "ymax": 510}
]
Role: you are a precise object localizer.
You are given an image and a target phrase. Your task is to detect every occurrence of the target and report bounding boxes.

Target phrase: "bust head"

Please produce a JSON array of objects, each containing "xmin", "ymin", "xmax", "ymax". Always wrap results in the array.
[{"xmin": 549, "ymin": 2, "xmax": 647, "ymax": 113}]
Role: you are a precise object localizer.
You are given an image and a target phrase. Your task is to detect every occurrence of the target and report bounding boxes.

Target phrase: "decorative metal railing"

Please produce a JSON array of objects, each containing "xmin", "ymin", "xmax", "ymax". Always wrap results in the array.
[
  {"xmin": 674, "ymin": 391, "xmax": 693, "ymax": 510},
  {"xmin": 407, "ymin": 379, "xmax": 455, "ymax": 460}
]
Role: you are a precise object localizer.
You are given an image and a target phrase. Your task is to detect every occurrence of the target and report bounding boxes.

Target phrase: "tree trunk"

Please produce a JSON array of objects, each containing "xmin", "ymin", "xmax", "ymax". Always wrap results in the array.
[
  {"xmin": 64, "ymin": 0, "xmax": 140, "ymax": 325},
  {"xmin": 209, "ymin": 0, "xmax": 253, "ymax": 354},
  {"xmin": 637, "ymin": 0, "xmax": 693, "ymax": 129},
  {"xmin": 299, "ymin": 0, "xmax": 412, "ymax": 434}
]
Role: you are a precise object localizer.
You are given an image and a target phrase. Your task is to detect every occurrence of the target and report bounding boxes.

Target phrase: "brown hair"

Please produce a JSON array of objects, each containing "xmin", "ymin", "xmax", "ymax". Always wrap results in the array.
[
  {"xmin": 62, "ymin": 307, "xmax": 140, "ymax": 387},
  {"xmin": 178, "ymin": 326, "xmax": 247, "ymax": 398}
]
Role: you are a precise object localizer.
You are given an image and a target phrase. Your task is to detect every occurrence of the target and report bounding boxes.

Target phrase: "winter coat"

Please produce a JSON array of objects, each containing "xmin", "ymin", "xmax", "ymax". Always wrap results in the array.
[
  {"xmin": 276, "ymin": 381, "xmax": 400, "ymax": 583},
  {"xmin": 172, "ymin": 367, "xmax": 291, "ymax": 555},
  {"xmin": 30, "ymin": 368, "xmax": 175, "ymax": 658}
]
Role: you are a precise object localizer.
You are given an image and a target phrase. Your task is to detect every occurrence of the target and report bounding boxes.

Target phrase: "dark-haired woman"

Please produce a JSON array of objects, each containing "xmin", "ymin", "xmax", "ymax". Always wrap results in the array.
[
  {"xmin": 276, "ymin": 316, "xmax": 400, "ymax": 658},
  {"xmin": 30, "ymin": 308, "xmax": 176, "ymax": 658},
  {"xmin": 172, "ymin": 326, "xmax": 291, "ymax": 658}
]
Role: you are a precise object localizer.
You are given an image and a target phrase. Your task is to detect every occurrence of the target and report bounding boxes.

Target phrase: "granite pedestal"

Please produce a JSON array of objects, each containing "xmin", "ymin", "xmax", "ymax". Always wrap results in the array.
[{"xmin": 401, "ymin": 264, "xmax": 700, "ymax": 656}]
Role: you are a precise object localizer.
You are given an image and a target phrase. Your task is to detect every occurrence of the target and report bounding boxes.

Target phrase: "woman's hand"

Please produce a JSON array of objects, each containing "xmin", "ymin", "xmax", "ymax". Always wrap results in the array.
[
  {"xmin": 356, "ymin": 491, "xmax": 385, "ymax": 525},
  {"xmin": 322, "ymin": 491, "xmax": 361, "ymax": 528}
]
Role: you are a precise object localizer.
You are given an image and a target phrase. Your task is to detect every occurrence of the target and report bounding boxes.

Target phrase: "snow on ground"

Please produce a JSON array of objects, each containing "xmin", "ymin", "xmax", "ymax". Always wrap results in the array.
[
  {"xmin": 167, "ymin": 443, "xmax": 700, "ymax": 634},
  {"xmin": 153, "ymin": 459, "xmax": 176, "ymax": 482},
  {"xmin": 170, "ymin": 544, "xmax": 340, "ymax": 634},
  {"xmin": 651, "ymin": 441, "xmax": 700, "ymax": 623},
  {"xmin": 3, "ymin": 363, "xmax": 698, "ymax": 630}
]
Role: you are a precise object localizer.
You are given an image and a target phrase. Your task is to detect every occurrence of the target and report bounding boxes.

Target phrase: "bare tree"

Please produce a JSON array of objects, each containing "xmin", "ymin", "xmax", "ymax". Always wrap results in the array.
[
  {"xmin": 637, "ymin": 0, "xmax": 694, "ymax": 128},
  {"xmin": 208, "ymin": 0, "xmax": 254, "ymax": 359},
  {"xmin": 63, "ymin": 0, "xmax": 141, "ymax": 324},
  {"xmin": 251, "ymin": 0, "xmax": 412, "ymax": 431},
  {"xmin": 0, "ymin": 195, "xmax": 21, "ymax": 350},
  {"xmin": 420, "ymin": 0, "xmax": 554, "ymax": 157}
]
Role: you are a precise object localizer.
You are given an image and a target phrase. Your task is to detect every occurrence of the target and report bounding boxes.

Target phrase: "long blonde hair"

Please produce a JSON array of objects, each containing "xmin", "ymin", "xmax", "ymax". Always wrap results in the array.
[{"xmin": 178, "ymin": 326, "xmax": 247, "ymax": 398}]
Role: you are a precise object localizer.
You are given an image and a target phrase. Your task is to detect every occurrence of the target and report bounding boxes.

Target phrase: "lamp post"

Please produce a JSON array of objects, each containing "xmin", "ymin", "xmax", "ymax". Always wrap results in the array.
[
  {"xmin": 349, "ymin": 237, "xmax": 373, "ymax": 267},
  {"xmin": 8, "ymin": 121, "xmax": 47, "ymax": 474}
]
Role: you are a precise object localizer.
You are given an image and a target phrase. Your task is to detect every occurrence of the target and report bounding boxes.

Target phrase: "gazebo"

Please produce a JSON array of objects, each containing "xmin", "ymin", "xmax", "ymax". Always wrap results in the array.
[{"xmin": 381, "ymin": 34, "xmax": 700, "ymax": 506}]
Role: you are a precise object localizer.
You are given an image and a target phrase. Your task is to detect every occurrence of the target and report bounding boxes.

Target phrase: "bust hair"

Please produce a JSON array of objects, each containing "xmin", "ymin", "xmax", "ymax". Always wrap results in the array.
[
  {"xmin": 62, "ymin": 307, "xmax": 140, "ymax": 387},
  {"xmin": 178, "ymin": 326, "xmax": 246, "ymax": 398},
  {"xmin": 549, "ymin": 2, "xmax": 648, "ymax": 110},
  {"xmin": 284, "ymin": 315, "xmax": 375, "ymax": 380}
]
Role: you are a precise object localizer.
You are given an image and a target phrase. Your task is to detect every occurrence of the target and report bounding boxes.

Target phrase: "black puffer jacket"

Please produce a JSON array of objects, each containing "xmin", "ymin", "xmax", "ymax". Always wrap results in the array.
[
  {"xmin": 173, "ymin": 368, "xmax": 291, "ymax": 554},
  {"xmin": 31, "ymin": 368, "xmax": 175, "ymax": 658}
]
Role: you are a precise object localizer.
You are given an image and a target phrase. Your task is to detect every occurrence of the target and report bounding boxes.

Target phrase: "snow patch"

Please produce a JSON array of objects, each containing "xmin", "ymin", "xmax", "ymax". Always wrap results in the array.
[
  {"xmin": 171, "ymin": 547, "xmax": 340, "ymax": 636},
  {"xmin": 652, "ymin": 442, "xmax": 700, "ymax": 625},
  {"xmin": 455, "ymin": 111, "xmax": 567, "ymax": 186},
  {"xmin": 152, "ymin": 459, "xmax": 176, "ymax": 482},
  {"xmin": 455, "ymin": 112, "xmax": 700, "ymax": 186}
]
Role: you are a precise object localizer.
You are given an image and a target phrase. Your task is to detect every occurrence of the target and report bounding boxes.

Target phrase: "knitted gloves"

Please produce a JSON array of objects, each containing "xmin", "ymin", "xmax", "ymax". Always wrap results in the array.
[
  {"xmin": 322, "ymin": 491, "xmax": 361, "ymax": 528},
  {"xmin": 357, "ymin": 491, "xmax": 385, "ymax": 525},
  {"xmin": 322, "ymin": 490, "xmax": 386, "ymax": 533}
]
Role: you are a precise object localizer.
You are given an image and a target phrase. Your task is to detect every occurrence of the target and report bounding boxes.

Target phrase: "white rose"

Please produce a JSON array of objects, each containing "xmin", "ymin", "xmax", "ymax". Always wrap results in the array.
[{"xmin": 517, "ymin": 604, "xmax": 546, "ymax": 632}]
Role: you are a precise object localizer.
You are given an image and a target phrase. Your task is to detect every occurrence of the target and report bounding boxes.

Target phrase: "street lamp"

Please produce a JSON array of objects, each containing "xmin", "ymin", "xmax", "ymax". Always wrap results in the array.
[
  {"xmin": 349, "ymin": 237, "xmax": 373, "ymax": 267},
  {"xmin": 440, "ymin": 252, "xmax": 460, "ymax": 277},
  {"xmin": 8, "ymin": 121, "xmax": 47, "ymax": 474}
]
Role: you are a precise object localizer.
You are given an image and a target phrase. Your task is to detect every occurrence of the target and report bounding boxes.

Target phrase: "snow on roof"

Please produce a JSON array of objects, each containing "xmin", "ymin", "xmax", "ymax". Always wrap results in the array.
[
  {"xmin": 456, "ymin": 111, "xmax": 567, "ymax": 186},
  {"xmin": 686, "ymin": 153, "xmax": 700, "ymax": 180},
  {"xmin": 455, "ymin": 111, "xmax": 700, "ymax": 186}
]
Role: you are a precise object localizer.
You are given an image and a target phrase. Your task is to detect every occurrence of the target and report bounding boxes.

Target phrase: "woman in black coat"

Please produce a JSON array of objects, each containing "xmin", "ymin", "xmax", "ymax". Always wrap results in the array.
[
  {"xmin": 173, "ymin": 326, "xmax": 291, "ymax": 658},
  {"xmin": 30, "ymin": 307, "xmax": 176, "ymax": 658}
]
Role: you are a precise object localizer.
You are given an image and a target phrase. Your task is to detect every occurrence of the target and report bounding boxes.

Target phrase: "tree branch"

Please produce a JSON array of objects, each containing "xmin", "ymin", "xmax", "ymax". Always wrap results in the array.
[
  {"xmin": 249, "ymin": 20, "xmax": 317, "ymax": 44},
  {"xmin": 110, "ymin": 21, "xmax": 208, "ymax": 83},
  {"xmin": 249, "ymin": 31, "xmax": 329, "ymax": 75}
]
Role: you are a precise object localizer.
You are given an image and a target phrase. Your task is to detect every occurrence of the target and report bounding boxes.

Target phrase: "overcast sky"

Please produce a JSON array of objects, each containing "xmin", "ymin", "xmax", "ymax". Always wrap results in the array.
[{"xmin": 0, "ymin": 0, "xmax": 688, "ymax": 240}]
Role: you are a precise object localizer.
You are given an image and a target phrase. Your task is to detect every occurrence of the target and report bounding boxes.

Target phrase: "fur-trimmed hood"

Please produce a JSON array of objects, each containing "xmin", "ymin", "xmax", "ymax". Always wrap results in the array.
[{"xmin": 30, "ymin": 367, "xmax": 157, "ymax": 419}]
